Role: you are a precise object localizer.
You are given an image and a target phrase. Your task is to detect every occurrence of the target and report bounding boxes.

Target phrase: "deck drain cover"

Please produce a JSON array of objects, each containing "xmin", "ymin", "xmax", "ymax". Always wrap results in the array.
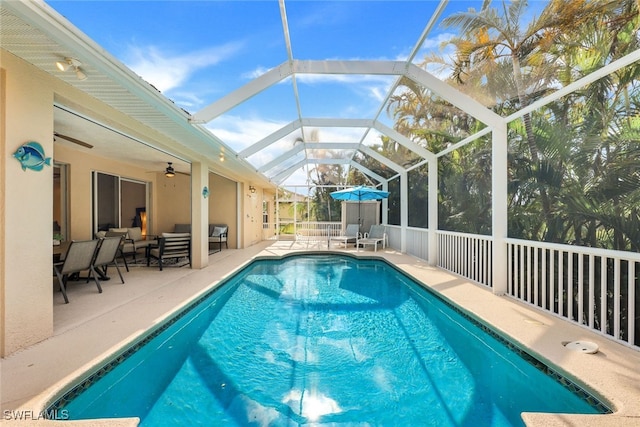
[{"xmin": 564, "ymin": 340, "xmax": 599, "ymax": 354}]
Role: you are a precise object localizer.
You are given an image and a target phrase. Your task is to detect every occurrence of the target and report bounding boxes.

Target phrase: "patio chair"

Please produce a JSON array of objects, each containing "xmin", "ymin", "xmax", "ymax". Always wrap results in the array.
[
  {"xmin": 147, "ymin": 232, "xmax": 191, "ymax": 271},
  {"xmin": 357, "ymin": 224, "xmax": 387, "ymax": 252},
  {"xmin": 92, "ymin": 236, "xmax": 125, "ymax": 284},
  {"xmin": 53, "ymin": 239, "xmax": 102, "ymax": 303},
  {"xmin": 208, "ymin": 224, "xmax": 228, "ymax": 253},
  {"xmin": 108, "ymin": 227, "xmax": 157, "ymax": 267},
  {"xmin": 104, "ymin": 230, "xmax": 131, "ymax": 271},
  {"xmin": 330, "ymin": 223, "xmax": 361, "ymax": 248}
]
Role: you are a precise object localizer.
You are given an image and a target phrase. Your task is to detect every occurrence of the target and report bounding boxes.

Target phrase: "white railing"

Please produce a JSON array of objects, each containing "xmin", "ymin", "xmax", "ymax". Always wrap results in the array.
[
  {"xmin": 385, "ymin": 225, "xmax": 402, "ymax": 251},
  {"xmin": 436, "ymin": 230, "xmax": 493, "ymax": 288},
  {"xmin": 506, "ymin": 238, "xmax": 639, "ymax": 348},
  {"xmin": 405, "ymin": 226, "xmax": 429, "ymax": 260},
  {"xmin": 285, "ymin": 221, "xmax": 342, "ymax": 239}
]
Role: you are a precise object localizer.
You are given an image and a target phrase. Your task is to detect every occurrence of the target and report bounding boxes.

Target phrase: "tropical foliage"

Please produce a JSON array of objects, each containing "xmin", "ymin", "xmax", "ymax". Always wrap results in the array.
[
  {"xmin": 287, "ymin": 0, "xmax": 640, "ymax": 346},
  {"xmin": 380, "ymin": 0, "xmax": 640, "ymax": 253}
]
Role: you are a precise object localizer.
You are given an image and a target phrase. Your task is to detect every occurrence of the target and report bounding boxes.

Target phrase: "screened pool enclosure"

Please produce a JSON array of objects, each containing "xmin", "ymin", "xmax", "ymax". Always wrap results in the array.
[
  {"xmin": 189, "ymin": 0, "xmax": 640, "ymax": 350},
  {"xmin": 2, "ymin": 0, "xmax": 638, "ymax": 350}
]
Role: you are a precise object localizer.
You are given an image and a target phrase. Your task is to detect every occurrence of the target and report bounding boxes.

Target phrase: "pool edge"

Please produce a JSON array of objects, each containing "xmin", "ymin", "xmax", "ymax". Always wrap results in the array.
[{"xmin": 21, "ymin": 248, "xmax": 638, "ymax": 426}]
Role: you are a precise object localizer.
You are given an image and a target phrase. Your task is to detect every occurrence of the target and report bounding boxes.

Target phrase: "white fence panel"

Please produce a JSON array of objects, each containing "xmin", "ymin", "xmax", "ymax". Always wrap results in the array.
[
  {"xmin": 296, "ymin": 222, "xmax": 342, "ymax": 239},
  {"xmin": 506, "ymin": 238, "xmax": 639, "ymax": 348},
  {"xmin": 436, "ymin": 230, "xmax": 493, "ymax": 288},
  {"xmin": 385, "ymin": 225, "xmax": 401, "ymax": 253},
  {"xmin": 406, "ymin": 227, "xmax": 429, "ymax": 260}
]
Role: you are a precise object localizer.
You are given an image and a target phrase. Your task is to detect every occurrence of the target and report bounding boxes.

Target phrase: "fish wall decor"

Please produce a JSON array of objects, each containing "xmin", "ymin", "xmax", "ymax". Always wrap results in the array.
[{"xmin": 13, "ymin": 141, "xmax": 51, "ymax": 171}]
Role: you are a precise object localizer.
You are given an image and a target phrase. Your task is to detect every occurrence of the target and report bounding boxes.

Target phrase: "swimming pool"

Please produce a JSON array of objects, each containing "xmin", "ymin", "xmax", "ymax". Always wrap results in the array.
[{"xmin": 49, "ymin": 254, "xmax": 609, "ymax": 425}]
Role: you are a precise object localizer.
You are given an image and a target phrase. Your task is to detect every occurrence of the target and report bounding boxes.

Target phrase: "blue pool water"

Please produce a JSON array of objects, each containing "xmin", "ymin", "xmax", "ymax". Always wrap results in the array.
[{"xmin": 51, "ymin": 255, "xmax": 608, "ymax": 426}]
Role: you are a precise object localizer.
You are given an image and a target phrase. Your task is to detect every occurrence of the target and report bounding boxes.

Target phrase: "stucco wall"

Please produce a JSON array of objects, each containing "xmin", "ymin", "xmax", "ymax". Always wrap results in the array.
[
  {"xmin": 243, "ymin": 185, "xmax": 264, "ymax": 247},
  {"xmin": 155, "ymin": 171, "xmax": 191, "ymax": 234},
  {"xmin": 53, "ymin": 145, "xmax": 156, "ymax": 239},
  {"xmin": 1, "ymin": 51, "xmax": 54, "ymax": 356},
  {"xmin": 208, "ymin": 173, "xmax": 238, "ymax": 248}
]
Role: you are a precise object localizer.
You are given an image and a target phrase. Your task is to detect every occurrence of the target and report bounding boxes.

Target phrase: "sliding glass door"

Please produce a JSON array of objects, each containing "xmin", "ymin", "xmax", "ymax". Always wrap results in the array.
[{"xmin": 92, "ymin": 171, "xmax": 150, "ymax": 234}]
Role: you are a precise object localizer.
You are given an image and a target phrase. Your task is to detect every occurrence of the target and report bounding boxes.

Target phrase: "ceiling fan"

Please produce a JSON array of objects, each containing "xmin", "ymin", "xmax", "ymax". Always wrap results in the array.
[
  {"xmin": 165, "ymin": 162, "xmax": 176, "ymax": 177},
  {"xmin": 147, "ymin": 162, "xmax": 190, "ymax": 178},
  {"xmin": 53, "ymin": 132, "xmax": 93, "ymax": 149}
]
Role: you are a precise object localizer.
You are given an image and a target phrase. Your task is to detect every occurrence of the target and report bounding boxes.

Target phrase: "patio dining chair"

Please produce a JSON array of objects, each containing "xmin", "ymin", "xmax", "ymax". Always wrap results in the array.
[
  {"xmin": 92, "ymin": 236, "xmax": 125, "ymax": 284},
  {"xmin": 105, "ymin": 230, "xmax": 130, "ymax": 271},
  {"xmin": 53, "ymin": 239, "xmax": 102, "ymax": 304},
  {"xmin": 329, "ymin": 223, "xmax": 361, "ymax": 248},
  {"xmin": 357, "ymin": 224, "xmax": 387, "ymax": 252}
]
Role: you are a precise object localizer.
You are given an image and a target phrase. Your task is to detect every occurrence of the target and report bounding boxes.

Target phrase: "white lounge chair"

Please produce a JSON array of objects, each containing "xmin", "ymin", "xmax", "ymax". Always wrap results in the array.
[
  {"xmin": 357, "ymin": 224, "xmax": 387, "ymax": 252},
  {"xmin": 330, "ymin": 223, "xmax": 361, "ymax": 248}
]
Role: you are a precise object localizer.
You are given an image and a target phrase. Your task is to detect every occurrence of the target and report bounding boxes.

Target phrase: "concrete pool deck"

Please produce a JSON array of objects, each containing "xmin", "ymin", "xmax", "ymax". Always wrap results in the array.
[{"xmin": 1, "ymin": 240, "xmax": 639, "ymax": 426}]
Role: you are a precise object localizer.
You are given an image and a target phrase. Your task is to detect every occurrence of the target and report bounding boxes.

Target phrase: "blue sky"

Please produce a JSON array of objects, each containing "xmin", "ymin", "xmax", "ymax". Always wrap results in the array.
[{"xmin": 47, "ymin": 0, "xmax": 483, "ymax": 183}]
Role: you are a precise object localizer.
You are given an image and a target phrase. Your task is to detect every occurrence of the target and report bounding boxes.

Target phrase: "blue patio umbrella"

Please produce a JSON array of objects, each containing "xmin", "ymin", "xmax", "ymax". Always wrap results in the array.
[{"xmin": 330, "ymin": 185, "xmax": 389, "ymax": 226}]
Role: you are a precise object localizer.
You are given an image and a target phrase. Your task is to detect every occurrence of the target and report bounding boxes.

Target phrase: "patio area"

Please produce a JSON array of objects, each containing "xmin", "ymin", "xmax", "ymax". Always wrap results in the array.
[{"xmin": 1, "ymin": 242, "xmax": 639, "ymax": 426}]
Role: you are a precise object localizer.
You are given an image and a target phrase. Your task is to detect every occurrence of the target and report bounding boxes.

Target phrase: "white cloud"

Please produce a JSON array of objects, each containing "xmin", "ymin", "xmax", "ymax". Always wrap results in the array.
[
  {"xmin": 242, "ymin": 66, "xmax": 272, "ymax": 80},
  {"xmin": 207, "ymin": 115, "xmax": 286, "ymax": 153},
  {"xmin": 420, "ymin": 31, "xmax": 457, "ymax": 52},
  {"xmin": 124, "ymin": 41, "xmax": 244, "ymax": 93},
  {"xmin": 367, "ymin": 84, "xmax": 387, "ymax": 102}
]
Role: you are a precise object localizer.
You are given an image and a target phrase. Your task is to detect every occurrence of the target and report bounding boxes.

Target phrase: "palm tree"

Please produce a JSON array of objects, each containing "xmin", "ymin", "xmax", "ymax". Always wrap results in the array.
[{"xmin": 441, "ymin": 0, "xmax": 609, "ymax": 240}]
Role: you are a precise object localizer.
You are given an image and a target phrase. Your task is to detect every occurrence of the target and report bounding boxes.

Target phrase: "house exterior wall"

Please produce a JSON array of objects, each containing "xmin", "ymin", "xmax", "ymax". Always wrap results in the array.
[
  {"xmin": 0, "ymin": 48, "xmax": 263, "ymax": 357},
  {"xmin": 261, "ymin": 190, "xmax": 277, "ymax": 240},
  {"xmin": 0, "ymin": 50, "xmax": 228, "ymax": 356},
  {"xmin": 1, "ymin": 50, "xmax": 54, "ymax": 356},
  {"xmin": 156, "ymin": 171, "xmax": 191, "ymax": 234},
  {"xmin": 53, "ymin": 144, "xmax": 157, "ymax": 239},
  {"xmin": 208, "ymin": 173, "xmax": 238, "ymax": 248},
  {"xmin": 243, "ymin": 184, "xmax": 263, "ymax": 247}
]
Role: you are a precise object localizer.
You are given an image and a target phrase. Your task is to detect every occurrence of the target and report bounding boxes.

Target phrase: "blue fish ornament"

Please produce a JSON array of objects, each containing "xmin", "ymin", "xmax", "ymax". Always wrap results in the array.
[{"xmin": 13, "ymin": 142, "xmax": 51, "ymax": 171}]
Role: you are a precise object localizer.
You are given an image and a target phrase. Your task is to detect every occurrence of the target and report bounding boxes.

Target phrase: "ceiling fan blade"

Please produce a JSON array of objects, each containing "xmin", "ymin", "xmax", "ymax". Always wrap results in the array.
[
  {"xmin": 145, "ymin": 170, "xmax": 190, "ymax": 176},
  {"xmin": 54, "ymin": 132, "xmax": 93, "ymax": 149}
]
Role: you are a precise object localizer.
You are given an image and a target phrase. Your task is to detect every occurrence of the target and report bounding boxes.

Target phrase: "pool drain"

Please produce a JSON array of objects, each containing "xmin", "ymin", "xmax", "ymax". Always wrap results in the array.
[{"xmin": 563, "ymin": 340, "xmax": 599, "ymax": 354}]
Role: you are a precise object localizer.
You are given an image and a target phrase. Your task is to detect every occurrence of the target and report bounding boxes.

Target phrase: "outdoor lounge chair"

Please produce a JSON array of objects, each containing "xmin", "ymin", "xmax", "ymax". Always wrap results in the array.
[
  {"xmin": 330, "ymin": 223, "xmax": 361, "ymax": 248},
  {"xmin": 357, "ymin": 224, "xmax": 387, "ymax": 252},
  {"xmin": 147, "ymin": 232, "xmax": 191, "ymax": 271},
  {"xmin": 53, "ymin": 239, "xmax": 102, "ymax": 303},
  {"xmin": 92, "ymin": 236, "xmax": 125, "ymax": 284},
  {"xmin": 208, "ymin": 225, "xmax": 228, "ymax": 253}
]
